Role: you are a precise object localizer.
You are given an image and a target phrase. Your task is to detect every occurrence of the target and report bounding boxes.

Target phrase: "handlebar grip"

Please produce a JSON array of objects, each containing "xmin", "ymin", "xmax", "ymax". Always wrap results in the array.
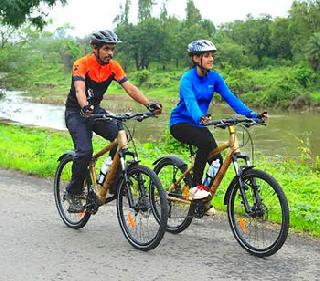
[{"xmin": 252, "ymin": 118, "xmax": 266, "ymax": 125}]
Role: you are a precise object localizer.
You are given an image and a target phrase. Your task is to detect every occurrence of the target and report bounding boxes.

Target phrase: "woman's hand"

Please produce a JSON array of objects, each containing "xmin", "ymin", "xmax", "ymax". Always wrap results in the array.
[
  {"xmin": 257, "ymin": 111, "xmax": 268, "ymax": 121},
  {"xmin": 200, "ymin": 114, "xmax": 212, "ymax": 125}
]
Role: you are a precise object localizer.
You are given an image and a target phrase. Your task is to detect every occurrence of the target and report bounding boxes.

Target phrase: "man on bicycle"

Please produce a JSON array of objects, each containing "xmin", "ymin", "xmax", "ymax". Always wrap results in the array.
[
  {"xmin": 64, "ymin": 30, "xmax": 161, "ymax": 212},
  {"xmin": 170, "ymin": 40, "xmax": 267, "ymax": 215}
]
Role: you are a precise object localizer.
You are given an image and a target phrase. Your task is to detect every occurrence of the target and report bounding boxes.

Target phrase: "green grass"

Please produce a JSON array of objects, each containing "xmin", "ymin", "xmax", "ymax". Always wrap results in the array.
[{"xmin": 0, "ymin": 123, "xmax": 319, "ymax": 237}]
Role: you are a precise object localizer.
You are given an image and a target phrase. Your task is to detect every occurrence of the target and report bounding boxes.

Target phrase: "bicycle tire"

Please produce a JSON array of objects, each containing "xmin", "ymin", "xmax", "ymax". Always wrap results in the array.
[
  {"xmin": 153, "ymin": 159, "xmax": 193, "ymax": 234},
  {"xmin": 117, "ymin": 165, "xmax": 168, "ymax": 251},
  {"xmin": 227, "ymin": 168, "xmax": 289, "ymax": 257},
  {"xmin": 54, "ymin": 156, "xmax": 91, "ymax": 229}
]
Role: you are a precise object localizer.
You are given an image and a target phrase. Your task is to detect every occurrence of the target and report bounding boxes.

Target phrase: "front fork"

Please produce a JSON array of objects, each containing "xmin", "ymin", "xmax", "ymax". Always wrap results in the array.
[
  {"xmin": 232, "ymin": 153, "xmax": 262, "ymax": 214},
  {"xmin": 119, "ymin": 149, "xmax": 143, "ymax": 209}
]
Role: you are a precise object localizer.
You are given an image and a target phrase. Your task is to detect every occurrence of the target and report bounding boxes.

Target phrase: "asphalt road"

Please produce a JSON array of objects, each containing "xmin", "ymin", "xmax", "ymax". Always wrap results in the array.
[{"xmin": 0, "ymin": 168, "xmax": 319, "ymax": 281}]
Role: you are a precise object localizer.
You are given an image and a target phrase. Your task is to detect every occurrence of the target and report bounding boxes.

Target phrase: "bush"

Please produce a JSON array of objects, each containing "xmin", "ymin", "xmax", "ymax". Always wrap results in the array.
[
  {"xmin": 134, "ymin": 69, "xmax": 151, "ymax": 86},
  {"xmin": 293, "ymin": 64, "xmax": 315, "ymax": 88},
  {"xmin": 310, "ymin": 92, "xmax": 320, "ymax": 105},
  {"xmin": 261, "ymin": 86, "xmax": 301, "ymax": 107}
]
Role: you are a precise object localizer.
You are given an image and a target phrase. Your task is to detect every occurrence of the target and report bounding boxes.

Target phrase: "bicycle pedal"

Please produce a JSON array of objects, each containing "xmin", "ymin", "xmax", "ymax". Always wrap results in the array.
[
  {"xmin": 67, "ymin": 208, "xmax": 85, "ymax": 214},
  {"xmin": 84, "ymin": 203, "xmax": 99, "ymax": 215},
  {"xmin": 188, "ymin": 200, "xmax": 206, "ymax": 218}
]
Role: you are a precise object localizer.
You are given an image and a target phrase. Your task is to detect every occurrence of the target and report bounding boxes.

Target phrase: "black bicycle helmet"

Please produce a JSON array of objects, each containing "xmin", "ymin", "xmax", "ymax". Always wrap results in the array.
[{"xmin": 90, "ymin": 30, "xmax": 121, "ymax": 45}]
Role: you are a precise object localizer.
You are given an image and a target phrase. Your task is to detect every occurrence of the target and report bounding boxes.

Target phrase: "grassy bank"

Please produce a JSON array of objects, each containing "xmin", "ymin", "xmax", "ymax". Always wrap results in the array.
[{"xmin": 1, "ymin": 123, "xmax": 319, "ymax": 237}]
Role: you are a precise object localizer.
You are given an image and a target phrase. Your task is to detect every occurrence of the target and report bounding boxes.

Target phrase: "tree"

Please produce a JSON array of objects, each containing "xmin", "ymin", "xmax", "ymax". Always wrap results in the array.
[
  {"xmin": 159, "ymin": 0, "xmax": 168, "ymax": 22},
  {"xmin": 220, "ymin": 15, "xmax": 273, "ymax": 67},
  {"xmin": 269, "ymin": 18, "xmax": 292, "ymax": 60},
  {"xmin": 185, "ymin": 0, "xmax": 201, "ymax": 27},
  {"xmin": 0, "ymin": 0, "xmax": 67, "ymax": 29},
  {"xmin": 113, "ymin": 0, "xmax": 131, "ymax": 25},
  {"xmin": 288, "ymin": 0, "xmax": 320, "ymax": 60},
  {"xmin": 116, "ymin": 18, "xmax": 165, "ymax": 70},
  {"xmin": 307, "ymin": 32, "xmax": 320, "ymax": 71},
  {"xmin": 0, "ymin": 21, "xmax": 16, "ymax": 48},
  {"xmin": 138, "ymin": 0, "xmax": 155, "ymax": 22},
  {"xmin": 159, "ymin": 16, "xmax": 181, "ymax": 69},
  {"xmin": 217, "ymin": 40, "xmax": 248, "ymax": 68},
  {"xmin": 0, "ymin": 18, "xmax": 42, "ymax": 48},
  {"xmin": 176, "ymin": 23, "xmax": 211, "ymax": 67},
  {"xmin": 124, "ymin": 0, "xmax": 131, "ymax": 24},
  {"xmin": 200, "ymin": 19, "xmax": 216, "ymax": 38}
]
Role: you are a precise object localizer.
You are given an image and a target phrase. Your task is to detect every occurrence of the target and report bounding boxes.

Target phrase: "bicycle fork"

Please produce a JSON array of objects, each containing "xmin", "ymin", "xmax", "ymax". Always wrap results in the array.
[
  {"xmin": 232, "ymin": 153, "xmax": 263, "ymax": 215},
  {"xmin": 118, "ymin": 150, "xmax": 146, "ymax": 210}
]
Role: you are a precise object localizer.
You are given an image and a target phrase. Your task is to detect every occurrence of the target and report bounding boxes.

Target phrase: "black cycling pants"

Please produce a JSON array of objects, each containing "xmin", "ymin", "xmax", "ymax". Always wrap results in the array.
[
  {"xmin": 65, "ymin": 107, "xmax": 119, "ymax": 194},
  {"xmin": 170, "ymin": 123, "xmax": 222, "ymax": 186}
]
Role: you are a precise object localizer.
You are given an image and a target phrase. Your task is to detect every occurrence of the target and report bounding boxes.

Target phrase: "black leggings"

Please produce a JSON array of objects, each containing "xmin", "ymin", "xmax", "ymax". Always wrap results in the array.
[{"xmin": 170, "ymin": 123, "xmax": 222, "ymax": 186}]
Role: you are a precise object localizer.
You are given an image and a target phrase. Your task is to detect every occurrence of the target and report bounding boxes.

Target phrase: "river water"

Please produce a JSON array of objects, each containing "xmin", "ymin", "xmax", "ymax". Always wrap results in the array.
[{"xmin": 0, "ymin": 90, "xmax": 319, "ymax": 158}]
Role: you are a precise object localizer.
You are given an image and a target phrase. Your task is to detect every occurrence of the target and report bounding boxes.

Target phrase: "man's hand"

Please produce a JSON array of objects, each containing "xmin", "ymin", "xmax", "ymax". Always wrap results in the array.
[
  {"xmin": 80, "ymin": 104, "xmax": 94, "ymax": 118},
  {"xmin": 146, "ymin": 102, "xmax": 162, "ymax": 114},
  {"xmin": 200, "ymin": 114, "xmax": 212, "ymax": 125}
]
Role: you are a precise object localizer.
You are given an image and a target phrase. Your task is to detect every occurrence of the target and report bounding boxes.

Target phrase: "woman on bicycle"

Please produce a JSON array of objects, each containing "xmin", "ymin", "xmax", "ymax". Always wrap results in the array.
[{"xmin": 170, "ymin": 40, "xmax": 267, "ymax": 215}]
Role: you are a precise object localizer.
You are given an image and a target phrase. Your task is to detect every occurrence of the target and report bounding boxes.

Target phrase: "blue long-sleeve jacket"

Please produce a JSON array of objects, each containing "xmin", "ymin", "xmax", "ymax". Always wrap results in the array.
[{"xmin": 170, "ymin": 67, "xmax": 256, "ymax": 127}]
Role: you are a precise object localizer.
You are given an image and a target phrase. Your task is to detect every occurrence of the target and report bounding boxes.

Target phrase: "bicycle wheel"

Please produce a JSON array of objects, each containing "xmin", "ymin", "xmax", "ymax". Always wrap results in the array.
[
  {"xmin": 227, "ymin": 168, "xmax": 289, "ymax": 257},
  {"xmin": 54, "ymin": 155, "xmax": 91, "ymax": 229},
  {"xmin": 154, "ymin": 159, "xmax": 193, "ymax": 234},
  {"xmin": 117, "ymin": 165, "xmax": 168, "ymax": 251}
]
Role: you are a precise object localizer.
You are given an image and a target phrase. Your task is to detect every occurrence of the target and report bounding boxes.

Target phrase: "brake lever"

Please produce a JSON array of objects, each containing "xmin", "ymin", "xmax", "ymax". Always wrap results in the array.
[
  {"xmin": 253, "ymin": 118, "xmax": 266, "ymax": 126},
  {"xmin": 214, "ymin": 121, "xmax": 227, "ymax": 129},
  {"xmin": 103, "ymin": 116, "xmax": 113, "ymax": 121}
]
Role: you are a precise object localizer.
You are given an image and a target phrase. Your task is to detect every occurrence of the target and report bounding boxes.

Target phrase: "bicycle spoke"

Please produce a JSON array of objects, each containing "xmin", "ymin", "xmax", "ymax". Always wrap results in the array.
[
  {"xmin": 117, "ymin": 165, "xmax": 167, "ymax": 250},
  {"xmin": 154, "ymin": 161, "xmax": 192, "ymax": 233},
  {"xmin": 54, "ymin": 156, "xmax": 91, "ymax": 229},
  {"xmin": 228, "ymin": 169, "xmax": 289, "ymax": 257}
]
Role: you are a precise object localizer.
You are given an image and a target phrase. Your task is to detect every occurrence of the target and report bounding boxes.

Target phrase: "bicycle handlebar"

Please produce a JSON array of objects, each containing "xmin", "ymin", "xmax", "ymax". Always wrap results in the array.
[
  {"xmin": 206, "ymin": 117, "xmax": 265, "ymax": 129},
  {"xmin": 90, "ymin": 111, "xmax": 156, "ymax": 122}
]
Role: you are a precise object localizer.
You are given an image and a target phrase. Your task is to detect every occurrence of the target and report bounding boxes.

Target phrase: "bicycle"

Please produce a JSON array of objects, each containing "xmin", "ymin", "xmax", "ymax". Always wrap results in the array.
[
  {"xmin": 152, "ymin": 117, "xmax": 289, "ymax": 257},
  {"xmin": 54, "ymin": 111, "xmax": 168, "ymax": 251}
]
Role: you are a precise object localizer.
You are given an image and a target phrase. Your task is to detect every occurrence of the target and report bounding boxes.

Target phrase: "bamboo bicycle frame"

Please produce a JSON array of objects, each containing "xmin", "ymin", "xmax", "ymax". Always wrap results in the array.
[
  {"xmin": 88, "ymin": 128, "xmax": 128, "ymax": 204},
  {"xmin": 167, "ymin": 124, "xmax": 241, "ymax": 203}
]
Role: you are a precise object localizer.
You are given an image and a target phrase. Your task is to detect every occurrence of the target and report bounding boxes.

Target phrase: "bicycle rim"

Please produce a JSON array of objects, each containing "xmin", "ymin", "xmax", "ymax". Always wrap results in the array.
[
  {"xmin": 228, "ymin": 169, "xmax": 289, "ymax": 257},
  {"xmin": 117, "ymin": 165, "xmax": 167, "ymax": 251},
  {"xmin": 54, "ymin": 157, "xmax": 91, "ymax": 229},
  {"xmin": 154, "ymin": 160, "xmax": 192, "ymax": 234}
]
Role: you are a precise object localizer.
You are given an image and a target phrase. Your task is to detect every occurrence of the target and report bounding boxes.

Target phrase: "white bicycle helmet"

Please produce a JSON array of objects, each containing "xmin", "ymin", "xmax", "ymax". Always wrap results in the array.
[{"xmin": 187, "ymin": 40, "xmax": 217, "ymax": 54}]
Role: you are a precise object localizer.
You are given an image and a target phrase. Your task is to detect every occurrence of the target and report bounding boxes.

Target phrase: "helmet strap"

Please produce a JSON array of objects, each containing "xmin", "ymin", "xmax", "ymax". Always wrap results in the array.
[
  {"xmin": 93, "ymin": 45, "xmax": 111, "ymax": 65},
  {"xmin": 193, "ymin": 54, "xmax": 209, "ymax": 76}
]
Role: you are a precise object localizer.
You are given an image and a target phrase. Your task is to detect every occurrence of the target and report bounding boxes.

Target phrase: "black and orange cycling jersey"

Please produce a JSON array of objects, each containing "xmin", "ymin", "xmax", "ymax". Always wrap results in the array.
[{"xmin": 65, "ymin": 53, "xmax": 128, "ymax": 110}]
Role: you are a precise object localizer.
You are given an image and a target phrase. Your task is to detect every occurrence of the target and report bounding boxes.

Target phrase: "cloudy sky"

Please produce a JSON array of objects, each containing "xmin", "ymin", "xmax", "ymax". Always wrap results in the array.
[{"xmin": 47, "ymin": 0, "xmax": 294, "ymax": 37}]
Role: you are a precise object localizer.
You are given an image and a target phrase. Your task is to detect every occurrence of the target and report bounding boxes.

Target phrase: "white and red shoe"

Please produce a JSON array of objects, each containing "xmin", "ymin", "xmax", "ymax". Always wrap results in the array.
[{"xmin": 189, "ymin": 184, "xmax": 212, "ymax": 200}]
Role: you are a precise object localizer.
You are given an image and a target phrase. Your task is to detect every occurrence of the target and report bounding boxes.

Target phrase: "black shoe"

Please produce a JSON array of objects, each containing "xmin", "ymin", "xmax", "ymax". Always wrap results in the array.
[{"xmin": 65, "ymin": 192, "xmax": 85, "ymax": 213}]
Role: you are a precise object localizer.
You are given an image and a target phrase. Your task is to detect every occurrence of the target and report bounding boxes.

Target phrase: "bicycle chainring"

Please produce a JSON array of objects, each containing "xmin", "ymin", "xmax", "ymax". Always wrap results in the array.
[
  {"xmin": 84, "ymin": 188, "xmax": 100, "ymax": 215},
  {"xmin": 189, "ymin": 200, "xmax": 206, "ymax": 218}
]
